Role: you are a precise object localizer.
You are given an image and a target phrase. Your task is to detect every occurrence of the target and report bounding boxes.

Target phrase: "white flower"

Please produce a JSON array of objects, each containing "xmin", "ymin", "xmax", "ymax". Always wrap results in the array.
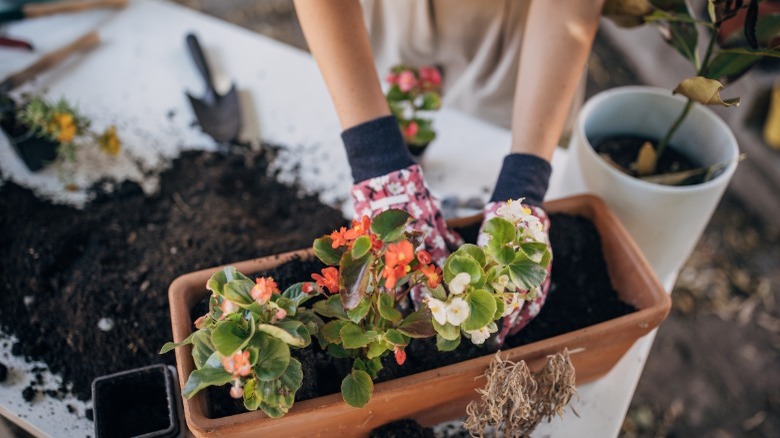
[
  {"xmin": 387, "ymin": 182, "xmax": 403, "ymax": 195},
  {"xmin": 491, "ymin": 274, "xmax": 510, "ymax": 293},
  {"xmin": 220, "ymin": 299, "xmax": 238, "ymax": 315},
  {"xmin": 502, "ymin": 293, "xmax": 524, "ymax": 317},
  {"xmin": 495, "ymin": 198, "xmax": 529, "ymax": 223},
  {"xmin": 449, "ymin": 272, "xmax": 471, "ymax": 295},
  {"xmin": 427, "ymin": 297, "xmax": 447, "ymax": 325},
  {"xmin": 523, "ymin": 218, "xmax": 547, "ymax": 243},
  {"xmin": 446, "ymin": 297, "xmax": 470, "ymax": 326},
  {"xmin": 466, "ymin": 324, "xmax": 498, "ymax": 345}
]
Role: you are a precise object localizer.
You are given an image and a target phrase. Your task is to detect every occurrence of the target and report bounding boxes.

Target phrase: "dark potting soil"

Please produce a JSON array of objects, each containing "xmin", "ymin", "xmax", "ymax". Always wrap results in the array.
[
  {"xmin": 0, "ymin": 361, "xmax": 7, "ymax": 382},
  {"xmin": 204, "ymin": 213, "xmax": 636, "ymax": 418},
  {"xmin": 593, "ymin": 135, "xmax": 708, "ymax": 185},
  {"xmin": 0, "ymin": 148, "xmax": 346, "ymax": 401}
]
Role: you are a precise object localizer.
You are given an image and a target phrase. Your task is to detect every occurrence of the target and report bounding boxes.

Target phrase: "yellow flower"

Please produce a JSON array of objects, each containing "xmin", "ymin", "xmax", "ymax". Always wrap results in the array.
[
  {"xmin": 52, "ymin": 112, "xmax": 76, "ymax": 143},
  {"xmin": 98, "ymin": 126, "xmax": 121, "ymax": 156}
]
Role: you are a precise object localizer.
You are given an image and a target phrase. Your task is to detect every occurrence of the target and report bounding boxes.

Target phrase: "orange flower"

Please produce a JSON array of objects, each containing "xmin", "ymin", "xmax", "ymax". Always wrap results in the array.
[
  {"xmin": 53, "ymin": 112, "xmax": 76, "ymax": 143},
  {"xmin": 312, "ymin": 267, "xmax": 339, "ymax": 293},
  {"xmin": 330, "ymin": 227, "xmax": 349, "ymax": 248},
  {"xmin": 394, "ymin": 346, "xmax": 407, "ymax": 366},
  {"xmin": 370, "ymin": 234, "xmax": 383, "ymax": 251},
  {"xmin": 420, "ymin": 264, "xmax": 442, "ymax": 289},
  {"xmin": 382, "ymin": 264, "xmax": 406, "ymax": 289},
  {"xmin": 416, "ymin": 250, "xmax": 432, "ymax": 266},
  {"xmin": 251, "ymin": 277, "xmax": 279, "ymax": 305},
  {"xmin": 344, "ymin": 215, "xmax": 371, "ymax": 240},
  {"xmin": 301, "ymin": 282, "xmax": 315, "ymax": 294},
  {"xmin": 222, "ymin": 350, "xmax": 251, "ymax": 377},
  {"xmin": 385, "ymin": 240, "xmax": 414, "ymax": 271}
]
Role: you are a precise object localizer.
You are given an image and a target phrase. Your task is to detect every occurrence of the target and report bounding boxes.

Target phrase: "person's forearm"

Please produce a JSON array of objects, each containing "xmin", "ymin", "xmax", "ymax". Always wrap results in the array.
[
  {"xmin": 293, "ymin": 0, "xmax": 389, "ymax": 130},
  {"xmin": 511, "ymin": 0, "xmax": 604, "ymax": 160}
]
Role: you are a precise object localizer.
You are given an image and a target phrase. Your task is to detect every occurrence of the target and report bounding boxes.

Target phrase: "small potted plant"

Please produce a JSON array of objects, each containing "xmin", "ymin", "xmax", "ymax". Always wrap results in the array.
[
  {"xmin": 0, "ymin": 95, "xmax": 121, "ymax": 179},
  {"xmin": 384, "ymin": 65, "xmax": 442, "ymax": 157},
  {"xmin": 567, "ymin": 0, "xmax": 780, "ymax": 279},
  {"xmin": 165, "ymin": 194, "xmax": 671, "ymax": 437}
]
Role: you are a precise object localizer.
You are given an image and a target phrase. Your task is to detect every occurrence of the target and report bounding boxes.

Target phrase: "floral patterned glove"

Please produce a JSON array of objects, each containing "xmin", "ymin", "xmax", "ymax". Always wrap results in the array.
[
  {"xmin": 479, "ymin": 200, "xmax": 553, "ymax": 346},
  {"xmin": 352, "ymin": 164, "xmax": 463, "ymax": 267}
]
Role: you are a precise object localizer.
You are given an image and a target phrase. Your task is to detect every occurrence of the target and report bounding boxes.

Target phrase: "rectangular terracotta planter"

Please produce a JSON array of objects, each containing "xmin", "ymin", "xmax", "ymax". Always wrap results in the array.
[{"xmin": 168, "ymin": 194, "xmax": 671, "ymax": 437}]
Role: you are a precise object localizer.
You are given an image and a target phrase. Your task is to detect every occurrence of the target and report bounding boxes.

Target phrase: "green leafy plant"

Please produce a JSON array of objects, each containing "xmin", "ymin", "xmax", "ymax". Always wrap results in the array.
[
  {"xmin": 426, "ymin": 199, "xmax": 552, "ymax": 350},
  {"xmin": 603, "ymin": 0, "xmax": 780, "ymax": 179},
  {"xmin": 160, "ymin": 268, "xmax": 316, "ymax": 418},
  {"xmin": 384, "ymin": 65, "xmax": 442, "ymax": 148},
  {"xmin": 309, "ymin": 211, "xmax": 441, "ymax": 407}
]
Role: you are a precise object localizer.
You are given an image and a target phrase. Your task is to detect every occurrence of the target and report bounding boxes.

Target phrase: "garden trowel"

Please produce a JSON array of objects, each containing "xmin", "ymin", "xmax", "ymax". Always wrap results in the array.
[{"xmin": 185, "ymin": 33, "xmax": 242, "ymax": 145}]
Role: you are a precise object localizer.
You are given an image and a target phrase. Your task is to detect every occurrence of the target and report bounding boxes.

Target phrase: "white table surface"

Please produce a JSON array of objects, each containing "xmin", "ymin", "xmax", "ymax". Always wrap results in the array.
[{"xmin": 0, "ymin": 1, "xmax": 672, "ymax": 436}]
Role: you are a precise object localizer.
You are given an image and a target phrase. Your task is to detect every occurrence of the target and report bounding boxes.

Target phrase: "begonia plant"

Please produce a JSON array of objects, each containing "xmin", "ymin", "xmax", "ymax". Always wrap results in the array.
[
  {"xmin": 161, "ymin": 267, "xmax": 317, "ymax": 418},
  {"xmin": 384, "ymin": 65, "xmax": 442, "ymax": 149}
]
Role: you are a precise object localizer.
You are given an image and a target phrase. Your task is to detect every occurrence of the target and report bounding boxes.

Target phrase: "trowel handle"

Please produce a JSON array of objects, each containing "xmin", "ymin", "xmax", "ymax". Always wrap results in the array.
[
  {"xmin": 0, "ymin": 31, "xmax": 100, "ymax": 94},
  {"xmin": 185, "ymin": 33, "xmax": 216, "ymax": 95},
  {"xmin": 24, "ymin": 0, "xmax": 129, "ymax": 18}
]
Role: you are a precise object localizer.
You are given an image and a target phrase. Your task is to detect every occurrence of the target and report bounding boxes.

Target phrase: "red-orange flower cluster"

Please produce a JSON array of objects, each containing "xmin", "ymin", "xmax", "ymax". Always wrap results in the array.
[
  {"xmin": 382, "ymin": 240, "xmax": 414, "ymax": 289},
  {"xmin": 251, "ymin": 277, "xmax": 279, "ymax": 305},
  {"xmin": 420, "ymin": 264, "xmax": 442, "ymax": 289},
  {"xmin": 312, "ymin": 267, "xmax": 339, "ymax": 294},
  {"xmin": 330, "ymin": 215, "xmax": 375, "ymax": 250},
  {"xmin": 222, "ymin": 350, "xmax": 251, "ymax": 378}
]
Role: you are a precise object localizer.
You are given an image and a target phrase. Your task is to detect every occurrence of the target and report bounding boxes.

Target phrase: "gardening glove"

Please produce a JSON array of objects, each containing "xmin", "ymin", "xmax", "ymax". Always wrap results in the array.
[
  {"xmin": 479, "ymin": 153, "xmax": 553, "ymax": 346},
  {"xmin": 342, "ymin": 115, "xmax": 463, "ymax": 267}
]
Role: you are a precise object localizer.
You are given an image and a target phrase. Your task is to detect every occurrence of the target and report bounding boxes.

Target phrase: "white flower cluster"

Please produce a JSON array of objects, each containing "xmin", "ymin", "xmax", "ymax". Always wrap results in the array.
[
  {"xmin": 426, "ymin": 272, "xmax": 471, "ymax": 326},
  {"xmin": 495, "ymin": 198, "xmax": 547, "ymax": 244}
]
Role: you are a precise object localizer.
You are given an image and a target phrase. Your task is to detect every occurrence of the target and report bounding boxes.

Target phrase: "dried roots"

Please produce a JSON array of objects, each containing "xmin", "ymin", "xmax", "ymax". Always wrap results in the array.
[{"xmin": 463, "ymin": 349, "xmax": 576, "ymax": 437}]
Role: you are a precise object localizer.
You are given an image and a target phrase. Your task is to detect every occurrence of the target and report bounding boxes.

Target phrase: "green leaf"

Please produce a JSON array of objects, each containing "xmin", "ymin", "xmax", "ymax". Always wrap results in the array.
[
  {"xmin": 251, "ymin": 333, "xmax": 291, "ymax": 381},
  {"xmin": 160, "ymin": 331, "xmax": 196, "ymax": 354},
  {"xmin": 717, "ymin": 48, "xmax": 780, "ymax": 58},
  {"xmin": 433, "ymin": 319, "xmax": 460, "ymax": 341},
  {"xmin": 428, "ymin": 284, "xmax": 448, "ymax": 301},
  {"xmin": 378, "ymin": 293, "xmax": 402, "ymax": 322},
  {"xmin": 454, "ymin": 244, "xmax": 487, "ymax": 266},
  {"xmin": 191, "ymin": 330, "xmax": 217, "ymax": 369},
  {"xmin": 182, "ymin": 367, "xmax": 233, "ymax": 398},
  {"xmin": 386, "ymin": 84, "xmax": 408, "ymax": 102},
  {"xmin": 520, "ymin": 242, "xmax": 549, "ymax": 264},
  {"xmin": 447, "ymin": 254, "xmax": 485, "ymax": 288},
  {"xmin": 705, "ymin": 52, "xmax": 761, "ymax": 81},
  {"xmin": 397, "ymin": 307, "xmax": 437, "ymax": 338},
  {"xmin": 346, "ymin": 295, "xmax": 371, "ymax": 323},
  {"xmin": 383, "ymin": 329, "xmax": 409, "ymax": 347},
  {"xmin": 351, "ymin": 235, "xmax": 372, "ymax": 259},
  {"xmin": 314, "ymin": 236, "xmax": 343, "ymax": 265},
  {"xmin": 243, "ymin": 378, "xmax": 262, "ymax": 411},
  {"xmin": 673, "ymin": 76, "xmax": 740, "ymax": 107},
  {"xmin": 321, "ymin": 320, "xmax": 348, "ymax": 344},
  {"xmin": 508, "ymin": 253, "xmax": 549, "ymax": 291},
  {"xmin": 313, "ymin": 295, "xmax": 349, "ymax": 320},
  {"xmin": 341, "ymin": 370, "xmax": 374, "ymax": 408},
  {"xmin": 327, "ymin": 343, "xmax": 352, "ymax": 358},
  {"xmin": 420, "ymin": 92, "xmax": 441, "ymax": 110},
  {"xmin": 282, "ymin": 282, "xmax": 315, "ymax": 308},
  {"xmin": 370, "ymin": 209, "xmax": 411, "ymax": 242},
  {"xmin": 340, "ymin": 322, "xmax": 378, "ymax": 349},
  {"xmin": 223, "ymin": 279, "xmax": 255, "ymax": 306},
  {"xmin": 462, "ymin": 289, "xmax": 498, "ymax": 331},
  {"xmin": 436, "ymin": 334, "xmax": 461, "ymax": 352},
  {"xmin": 275, "ymin": 297, "xmax": 297, "ymax": 317},
  {"xmin": 339, "ymin": 251, "xmax": 373, "ymax": 310},
  {"xmin": 256, "ymin": 321, "xmax": 309, "ymax": 347},
  {"xmin": 295, "ymin": 308, "xmax": 324, "ymax": 334},
  {"xmin": 665, "ymin": 19, "xmax": 699, "ymax": 68},
  {"xmin": 206, "ymin": 268, "xmax": 230, "ymax": 297},
  {"xmin": 211, "ymin": 319, "xmax": 253, "ymax": 356},
  {"xmin": 366, "ymin": 357, "xmax": 383, "ymax": 378},
  {"xmin": 483, "ymin": 217, "xmax": 515, "ymax": 244},
  {"xmin": 366, "ymin": 339, "xmax": 390, "ymax": 359},
  {"xmin": 494, "ymin": 296, "xmax": 506, "ymax": 320}
]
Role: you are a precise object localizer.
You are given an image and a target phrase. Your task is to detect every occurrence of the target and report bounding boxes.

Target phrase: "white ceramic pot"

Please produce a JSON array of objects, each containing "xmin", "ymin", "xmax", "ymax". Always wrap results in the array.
[{"xmin": 568, "ymin": 86, "xmax": 738, "ymax": 281}]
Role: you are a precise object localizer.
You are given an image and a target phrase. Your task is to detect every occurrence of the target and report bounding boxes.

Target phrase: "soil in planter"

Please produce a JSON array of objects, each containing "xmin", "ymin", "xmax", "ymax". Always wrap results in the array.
[
  {"xmin": 369, "ymin": 419, "xmax": 434, "ymax": 438},
  {"xmin": 203, "ymin": 213, "xmax": 637, "ymax": 418},
  {"xmin": 93, "ymin": 367, "xmax": 171, "ymax": 438},
  {"xmin": 0, "ymin": 148, "xmax": 346, "ymax": 401},
  {"xmin": 592, "ymin": 135, "xmax": 710, "ymax": 186}
]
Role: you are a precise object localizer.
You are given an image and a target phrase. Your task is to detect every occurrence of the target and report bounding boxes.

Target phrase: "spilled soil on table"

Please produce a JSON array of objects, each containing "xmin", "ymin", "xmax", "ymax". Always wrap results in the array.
[{"xmin": 0, "ymin": 148, "xmax": 346, "ymax": 401}]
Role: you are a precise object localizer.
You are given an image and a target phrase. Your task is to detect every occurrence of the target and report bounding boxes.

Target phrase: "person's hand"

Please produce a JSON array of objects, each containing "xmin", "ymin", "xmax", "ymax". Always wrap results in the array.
[
  {"xmin": 351, "ymin": 164, "xmax": 463, "ymax": 267},
  {"xmin": 479, "ymin": 199, "xmax": 553, "ymax": 347}
]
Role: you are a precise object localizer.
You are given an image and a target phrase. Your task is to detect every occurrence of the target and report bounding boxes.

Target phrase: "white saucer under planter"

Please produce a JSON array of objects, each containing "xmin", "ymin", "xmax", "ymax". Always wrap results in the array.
[{"xmin": 567, "ymin": 86, "xmax": 738, "ymax": 281}]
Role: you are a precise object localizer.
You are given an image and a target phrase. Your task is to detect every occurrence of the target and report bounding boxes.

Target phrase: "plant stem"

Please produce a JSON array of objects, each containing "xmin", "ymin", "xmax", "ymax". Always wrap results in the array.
[{"xmin": 655, "ymin": 99, "xmax": 695, "ymax": 160}]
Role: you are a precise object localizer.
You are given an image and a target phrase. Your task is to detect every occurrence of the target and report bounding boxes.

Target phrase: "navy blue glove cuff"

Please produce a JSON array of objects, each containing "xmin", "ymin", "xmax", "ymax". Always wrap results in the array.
[
  {"xmin": 489, "ymin": 153, "xmax": 552, "ymax": 207},
  {"xmin": 341, "ymin": 115, "xmax": 415, "ymax": 183}
]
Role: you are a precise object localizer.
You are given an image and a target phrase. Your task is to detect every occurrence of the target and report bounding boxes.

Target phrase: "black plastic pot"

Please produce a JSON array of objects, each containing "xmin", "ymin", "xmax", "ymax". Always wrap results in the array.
[
  {"xmin": 92, "ymin": 364, "xmax": 182, "ymax": 438},
  {"xmin": 0, "ymin": 109, "xmax": 58, "ymax": 172},
  {"xmin": 406, "ymin": 142, "xmax": 429, "ymax": 158}
]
